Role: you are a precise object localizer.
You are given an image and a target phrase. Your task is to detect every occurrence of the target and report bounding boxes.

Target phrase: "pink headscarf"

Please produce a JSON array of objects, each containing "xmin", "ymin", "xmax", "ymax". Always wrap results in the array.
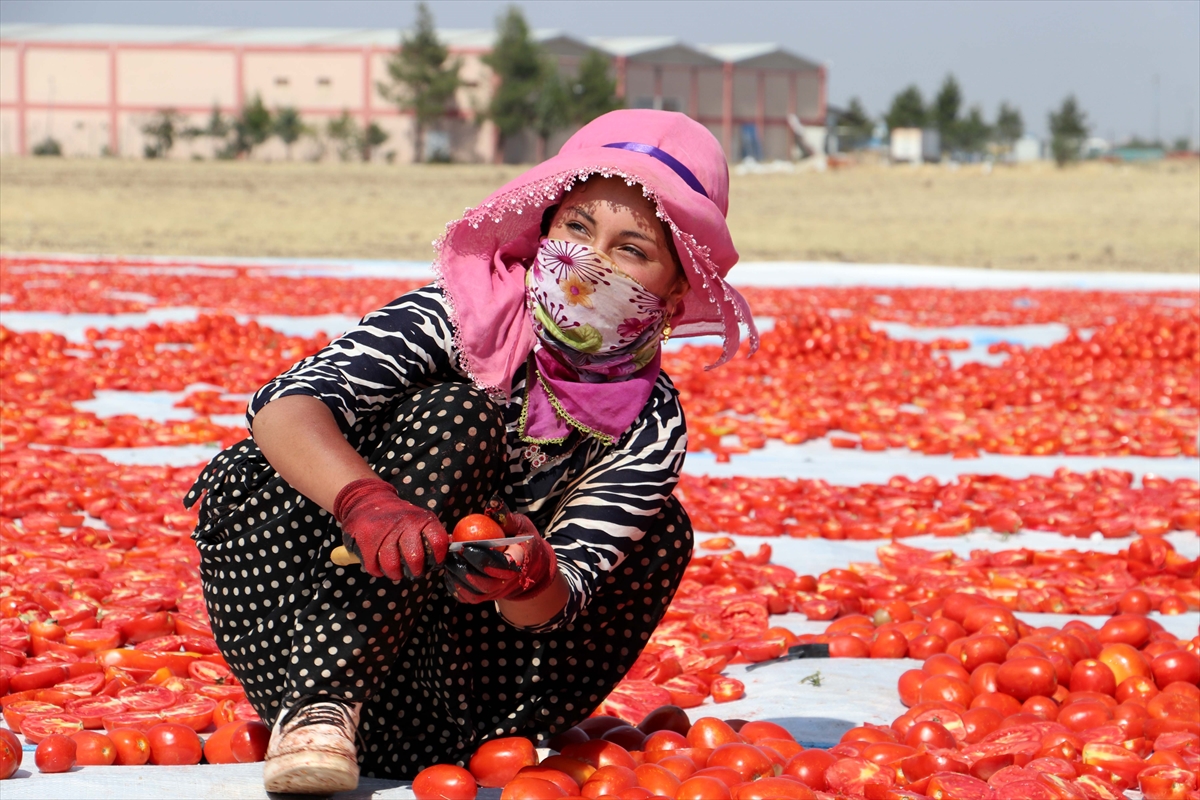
[{"xmin": 434, "ymin": 109, "xmax": 758, "ymax": 402}]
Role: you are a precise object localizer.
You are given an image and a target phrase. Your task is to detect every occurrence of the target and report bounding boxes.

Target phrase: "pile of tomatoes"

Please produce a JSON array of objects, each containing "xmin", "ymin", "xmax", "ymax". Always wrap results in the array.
[
  {"xmin": 410, "ymin": 650, "xmax": 1199, "ymax": 799},
  {"xmin": 679, "ymin": 469, "xmax": 1199, "ymax": 540},
  {"xmin": 0, "ymin": 256, "xmax": 425, "ymax": 317},
  {"xmin": 4, "ymin": 257, "xmax": 1197, "ymax": 461},
  {"xmin": 667, "ymin": 302, "xmax": 1197, "ymax": 460}
]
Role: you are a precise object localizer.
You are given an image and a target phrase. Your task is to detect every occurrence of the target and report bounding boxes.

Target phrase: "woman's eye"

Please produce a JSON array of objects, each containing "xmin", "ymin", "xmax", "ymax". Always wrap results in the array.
[
  {"xmin": 621, "ymin": 246, "xmax": 647, "ymax": 260},
  {"xmin": 567, "ymin": 221, "xmax": 588, "ymax": 234}
]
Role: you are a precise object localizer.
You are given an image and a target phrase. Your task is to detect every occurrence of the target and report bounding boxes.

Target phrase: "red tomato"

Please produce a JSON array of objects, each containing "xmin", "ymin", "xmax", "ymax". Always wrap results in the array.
[
  {"xmin": 1097, "ymin": 644, "xmax": 1152, "ymax": 686},
  {"xmin": 0, "ymin": 727, "xmax": 22, "ymax": 779},
  {"xmin": 1138, "ymin": 764, "xmax": 1197, "ymax": 800},
  {"xmin": 451, "ymin": 514, "xmax": 505, "ymax": 543},
  {"xmin": 203, "ymin": 720, "xmax": 269, "ymax": 764},
  {"xmin": 1151, "ymin": 650, "xmax": 1200, "ymax": 688},
  {"xmin": 469, "ymin": 737, "xmax": 540, "ymax": 787},
  {"xmin": 1070, "ymin": 658, "xmax": 1118, "ymax": 696},
  {"xmin": 730, "ymin": 775, "xmax": 816, "ymax": 799},
  {"xmin": 828, "ymin": 635, "xmax": 871, "ymax": 658},
  {"xmin": 516, "ymin": 766, "xmax": 581, "ymax": 796},
  {"xmin": 120, "ymin": 612, "xmax": 176, "ymax": 645},
  {"xmin": 20, "ymin": 712, "xmax": 84, "ymax": 744},
  {"xmin": 686, "ymin": 717, "xmax": 740, "ymax": 750},
  {"xmin": 500, "ymin": 776, "xmax": 566, "ymax": 799},
  {"xmin": 598, "ymin": 681, "xmax": 672, "ymax": 726},
  {"xmin": 538, "ymin": 755, "xmax": 596, "ymax": 787},
  {"xmin": 995, "ymin": 658, "xmax": 1058, "ymax": 702},
  {"xmin": 146, "ymin": 722, "xmax": 203, "ymax": 765},
  {"xmin": 636, "ymin": 705, "xmax": 691, "ymax": 736},
  {"xmin": 34, "ymin": 733, "xmax": 75, "ymax": 773},
  {"xmin": 783, "ymin": 749, "xmax": 834, "ymax": 790},
  {"xmin": 710, "ymin": 676, "xmax": 745, "ymax": 703},
  {"xmin": 675, "ymin": 774, "xmax": 731, "ymax": 800},
  {"xmin": 71, "ymin": 730, "xmax": 117, "ymax": 766},
  {"xmin": 706, "ymin": 743, "xmax": 774, "ymax": 781},
  {"xmin": 905, "ymin": 720, "xmax": 958, "ymax": 750},
  {"xmin": 412, "ymin": 763, "xmax": 479, "ymax": 800}
]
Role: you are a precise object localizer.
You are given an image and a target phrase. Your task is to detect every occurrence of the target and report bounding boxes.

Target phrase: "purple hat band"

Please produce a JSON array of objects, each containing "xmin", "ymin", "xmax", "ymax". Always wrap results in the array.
[{"xmin": 602, "ymin": 141, "xmax": 710, "ymax": 199}]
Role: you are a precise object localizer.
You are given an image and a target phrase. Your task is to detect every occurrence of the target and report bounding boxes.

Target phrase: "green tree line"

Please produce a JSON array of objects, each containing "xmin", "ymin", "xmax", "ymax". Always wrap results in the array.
[{"xmin": 845, "ymin": 75, "xmax": 1095, "ymax": 166}]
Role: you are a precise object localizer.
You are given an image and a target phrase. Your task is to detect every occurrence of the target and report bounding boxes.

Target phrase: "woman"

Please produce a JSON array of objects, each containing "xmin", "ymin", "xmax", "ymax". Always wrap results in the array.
[{"xmin": 185, "ymin": 109, "xmax": 757, "ymax": 794}]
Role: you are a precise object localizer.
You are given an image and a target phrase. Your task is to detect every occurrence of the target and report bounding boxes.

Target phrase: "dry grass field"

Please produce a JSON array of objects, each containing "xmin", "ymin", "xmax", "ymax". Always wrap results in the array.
[{"xmin": 1, "ymin": 156, "xmax": 1197, "ymax": 273}]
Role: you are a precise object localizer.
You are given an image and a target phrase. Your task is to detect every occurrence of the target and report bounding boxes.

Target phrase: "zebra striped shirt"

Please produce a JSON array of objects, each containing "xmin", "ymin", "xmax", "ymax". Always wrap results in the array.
[{"xmin": 248, "ymin": 285, "xmax": 688, "ymax": 631}]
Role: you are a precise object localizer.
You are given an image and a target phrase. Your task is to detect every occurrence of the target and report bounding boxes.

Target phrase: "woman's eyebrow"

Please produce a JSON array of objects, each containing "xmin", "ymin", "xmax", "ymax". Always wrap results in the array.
[
  {"xmin": 565, "ymin": 206, "xmax": 596, "ymax": 225},
  {"xmin": 565, "ymin": 205, "xmax": 655, "ymax": 245}
]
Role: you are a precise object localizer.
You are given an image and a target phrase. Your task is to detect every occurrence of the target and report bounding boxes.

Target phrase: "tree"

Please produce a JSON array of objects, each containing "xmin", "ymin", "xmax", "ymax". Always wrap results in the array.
[
  {"xmin": 1048, "ymin": 95, "xmax": 1089, "ymax": 167},
  {"xmin": 326, "ymin": 112, "xmax": 361, "ymax": 162},
  {"xmin": 932, "ymin": 74, "xmax": 962, "ymax": 151},
  {"xmin": 378, "ymin": 2, "xmax": 462, "ymax": 163},
  {"xmin": 533, "ymin": 66, "xmax": 571, "ymax": 160},
  {"xmin": 359, "ymin": 122, "xmax": 389, "ymax": 161},
  {"xmin": 183, "ymin": 104, "xmax": 231, "ymax": 158},
  {"xmin": 994, "ymin": 102, "xmax": 1023, "ymax": 146},
  {"xmin": 273, "ymin": 107, "xmax": 307, "ymax": 160},
  {"xmin": 885, "ymin": 85, "xmax": 926, "ymax": 132},
  {"xmin": 482, "ymin": 6, "xmax": 545, "ymax": 159},
  {"xmin": 231, "ymin": 94, "xmax": 273, "ymax": 157},
  {"xmin": 957, "ymin": 106, "xmax": 991, "ymax": 155},
  {"xmin": 570, "ymin": 50, "xmax": 621, "ymax": 125},
  {"xmin": 325, "ymin": 112, "xmax": 389, "ymax": 162},
  {"xmin": 838, "ymin": 97, "xmax": 874, "ymax": 150},
  {"xmin": 141, "ymin": 109, "xmax": 186, "ymax": 159}
]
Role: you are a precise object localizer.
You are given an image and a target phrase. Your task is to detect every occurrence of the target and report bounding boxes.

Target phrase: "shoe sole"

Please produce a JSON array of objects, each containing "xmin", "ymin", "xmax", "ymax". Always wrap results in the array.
[{"xmin": 263, "ymin": 750, "xmax": 359, "ymax": 795}]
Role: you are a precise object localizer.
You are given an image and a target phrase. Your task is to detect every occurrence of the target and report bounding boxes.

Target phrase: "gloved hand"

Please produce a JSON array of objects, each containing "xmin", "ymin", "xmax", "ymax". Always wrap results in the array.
[
  {"xmin": 444, "ymin": 513, "xmax": 558, "ymax": 604},
  {"xmin": 333, "ymin": 478, "xmax": 449, "ymax": 582}
]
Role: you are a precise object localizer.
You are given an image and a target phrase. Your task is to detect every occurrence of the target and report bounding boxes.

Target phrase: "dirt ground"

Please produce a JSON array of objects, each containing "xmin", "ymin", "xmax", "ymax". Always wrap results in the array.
[{"xmin": 1, "ymin": 157, "xmax": 1197, "ymax": 273}]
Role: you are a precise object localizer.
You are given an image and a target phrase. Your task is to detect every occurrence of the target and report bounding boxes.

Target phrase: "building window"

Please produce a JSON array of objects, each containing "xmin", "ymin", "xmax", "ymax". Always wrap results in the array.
[
  {"xmin": 661, "ymin": 97, "xmax": 683, "ymax": 112},
  {"xmin": 275, "ymin": 77, "xmax": 290, "ymax": 86},
  {"xmin": 317, "ymin": 77, "xmax": 332, "ymax": 86}
]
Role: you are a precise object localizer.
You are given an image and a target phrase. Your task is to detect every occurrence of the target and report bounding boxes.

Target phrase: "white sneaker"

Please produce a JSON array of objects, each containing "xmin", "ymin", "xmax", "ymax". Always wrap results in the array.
[{"xmin": 263, "ymin": 697, "xmax": 362, "ymax": 795}]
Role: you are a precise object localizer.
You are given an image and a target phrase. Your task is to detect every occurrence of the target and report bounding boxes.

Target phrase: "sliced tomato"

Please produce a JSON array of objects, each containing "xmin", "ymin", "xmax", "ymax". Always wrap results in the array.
[
  {"xmin": 20, "ymin": 712, "xmax": 85, "ymax": 744},
  {"xmin": 162, "ymin": 696, "xmax": 216, "ymax": 731},
  {"xmin": 116, "ymin": 684, "xmax": 177, "ymax": 712},
  {"xmin": 64, "ymin": 696, "xmax": 128, "ymax": 729}
]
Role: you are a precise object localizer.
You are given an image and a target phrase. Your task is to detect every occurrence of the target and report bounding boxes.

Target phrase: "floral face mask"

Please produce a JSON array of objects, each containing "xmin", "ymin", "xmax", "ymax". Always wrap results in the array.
[{"xmin": 524, "ymin": 239, "xmax": 669, "ymax": 381}]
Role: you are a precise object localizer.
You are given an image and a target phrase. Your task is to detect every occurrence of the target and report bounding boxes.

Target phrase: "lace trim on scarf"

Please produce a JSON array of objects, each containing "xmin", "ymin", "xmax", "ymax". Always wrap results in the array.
[
  {"xmin": 431, "ymin": 167, "xmax": 756, "ymax": 399},
  {"xmin": 516, "ymin": 354, "xmax": 617, "ymax": 447}
]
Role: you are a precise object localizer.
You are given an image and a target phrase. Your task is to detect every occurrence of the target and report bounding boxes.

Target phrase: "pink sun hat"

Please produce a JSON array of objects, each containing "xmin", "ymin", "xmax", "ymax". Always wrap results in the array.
[{"xmin": 434, "ymin": 108, "xmax": 758, "ymax": 399}]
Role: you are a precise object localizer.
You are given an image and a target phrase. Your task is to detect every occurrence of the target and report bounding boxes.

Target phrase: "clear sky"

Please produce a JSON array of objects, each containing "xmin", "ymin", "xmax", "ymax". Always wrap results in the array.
[{"xmin": 3, "ymin": 0, "xmax": 1198, "ymax": 144}]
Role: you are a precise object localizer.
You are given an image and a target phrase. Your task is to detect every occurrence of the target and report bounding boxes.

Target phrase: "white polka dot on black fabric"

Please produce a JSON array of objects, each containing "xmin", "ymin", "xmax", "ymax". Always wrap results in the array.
[{"xmin": 187, "ymin": 380, "xmax": 693, "ymax": 781}]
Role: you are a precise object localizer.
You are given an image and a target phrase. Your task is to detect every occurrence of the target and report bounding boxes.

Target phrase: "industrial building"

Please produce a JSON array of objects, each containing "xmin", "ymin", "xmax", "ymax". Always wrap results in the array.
[{"xmin": 0, "ymin": 23, "xmax": 826, "ymax": 163}]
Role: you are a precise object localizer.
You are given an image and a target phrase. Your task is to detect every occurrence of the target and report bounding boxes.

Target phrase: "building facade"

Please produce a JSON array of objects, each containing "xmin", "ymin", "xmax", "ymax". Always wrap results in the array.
[{"xmin": 0, "ymin": 24, "xmax": 826, "ymax": 163}]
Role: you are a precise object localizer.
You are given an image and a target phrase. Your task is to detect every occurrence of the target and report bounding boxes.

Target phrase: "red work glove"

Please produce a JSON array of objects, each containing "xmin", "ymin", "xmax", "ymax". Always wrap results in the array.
[
  {"xmin": 333, "ymin": 478, "xmax": 449, "ymax": 582},
  {"xmin": 444, "ymin": 513, "xmax": 558, "ymax": 604}
]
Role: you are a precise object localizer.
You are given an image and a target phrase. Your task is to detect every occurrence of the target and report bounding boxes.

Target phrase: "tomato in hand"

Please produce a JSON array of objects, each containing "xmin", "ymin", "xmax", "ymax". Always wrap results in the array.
[
  {"xmin": 452, "ymin": 514, "xmax": 505, "ymax": 543},
  {"xmin": 412, "ymin": 763, "xmax": 478, "ymax": 800},
  {"xmin": 34, "ymin": 734, "xmax": 76, "ymax": 773}
]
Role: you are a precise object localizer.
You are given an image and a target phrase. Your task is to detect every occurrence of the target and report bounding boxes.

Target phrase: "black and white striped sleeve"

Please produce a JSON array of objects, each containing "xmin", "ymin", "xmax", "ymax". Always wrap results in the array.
[
  {"xmin": 523, "ymin": 374, "xmax": 688, "ymax": 632},
  {"xmin": 247, "ymin": 286, "xmax": 460, "ymax": 435}
]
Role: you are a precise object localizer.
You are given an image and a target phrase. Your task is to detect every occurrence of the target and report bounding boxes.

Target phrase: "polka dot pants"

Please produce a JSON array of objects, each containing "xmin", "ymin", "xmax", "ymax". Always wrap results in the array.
[{"xmin": 187, "ymin": 383, "xmax": 693, "ymax": 779}]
